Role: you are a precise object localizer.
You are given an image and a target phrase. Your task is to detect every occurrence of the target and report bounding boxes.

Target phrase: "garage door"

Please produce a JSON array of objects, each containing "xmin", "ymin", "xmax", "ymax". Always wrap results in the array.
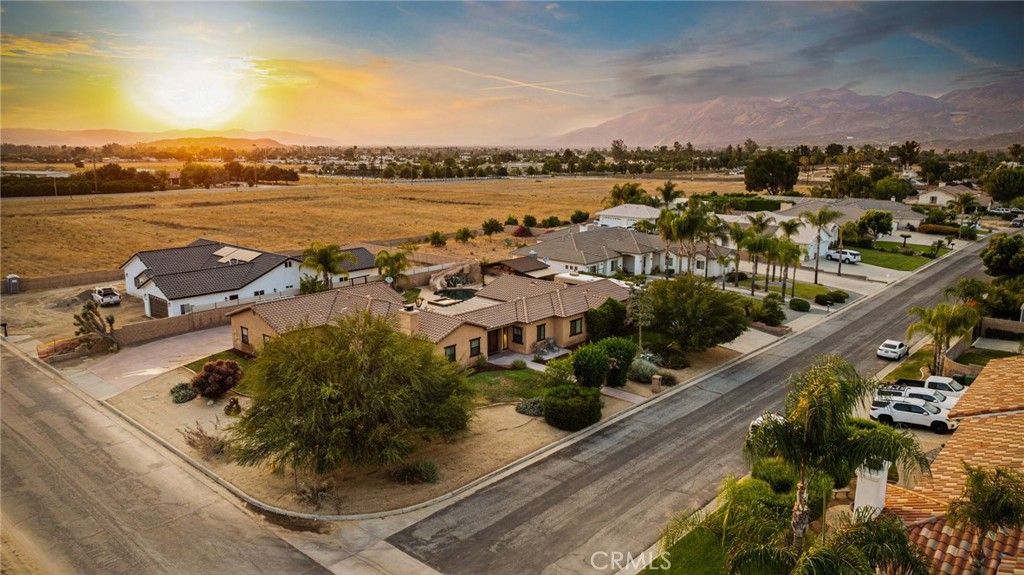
[{"xmin": 149, "ymin": 296, "xmax": 169, "ymax": 318}]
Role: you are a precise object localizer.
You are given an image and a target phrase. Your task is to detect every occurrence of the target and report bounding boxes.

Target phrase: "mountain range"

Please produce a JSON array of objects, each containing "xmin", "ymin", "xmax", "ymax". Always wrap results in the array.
[
  {"xmin": 551, "ymin": 79, "xmax": 1024, "ymax": 149},
  {"xmin": 0, "ymin": 128, "xmax": 335, "ymax": 148}
]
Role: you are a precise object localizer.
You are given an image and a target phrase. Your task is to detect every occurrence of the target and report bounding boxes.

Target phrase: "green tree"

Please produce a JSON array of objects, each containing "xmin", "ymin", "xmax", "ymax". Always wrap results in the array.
[
  {"xmin": 427, "ymin": 231, "xmax": 447, "ymax": 246},
  {"xmin": 482, "ymin": 218, "xmax": 504, "ymax": 235},
  {"xmin": 856, "ymin": 210, "xmax": 893, "ymax": 243},
  {"xmin": 943, "ymin": 277, "xmax": 989, "ymax": 306},
  {"xmin": 872, "ymin": 175, "xmax": 913, "ymax": 202},
  {"xmin": 299, "ymin": 274, "xmax": 327, "ymax": 294},
  {"xmin": 523, "ymin": 214, "xmax": 538, "ymax": 227},
  {"xmin": 504, "ymin": 214, "xmax": 519, "ymax": 226},
  {"xmin": 597, "ymin": 337, "xmax": 638, "ymax": 388},
  {"xmin": 744, "ymin": 150, "xmax": 799, "ymax": 195},
  {"xmin": 918, "ymin": 157, "xmax": 950, "ymax": 185},
  {"xmin": 896, "ymin": 140, "xmax": 921, "ymax": 171},
  {"xmin": 985, "ymin": 167, "xmax": 1024, "ymax": 203},
  {"xmin": 728, "ymin": 223, "xmax": 750, "ymax": 287},
  {"xmin": 572, "ymin": 344, "xmax": 609, "ymax": 388},
  {"xmin": 229, "ymin": 312, "xmax": 473, "ymax": 477},
  {"xmin": 570, "ymin": 210, "xmax": 589, "ymax": 224},
  {"xmin": 1008, "ymin": 144, "xmax": 1022, "ymax": 163},
  {"xmin": 374, "ymin": 248, "xmax": 412, "ymax": 290},
  {"xmin": 301, "ymin": 243, "xmax": 356, "ymax": 291},
  {"xmin": 73, "ymin": 300, "xmax": 119, "ymax": 352},
  {"xmin": 604, "ymin": 182, "xmax": 649, "ymax": 207},
  {"xmin": 946, "ymin": 463, "xmax": 1024, "ymax": 575},
  {"xmin": 980, "ymin": 233, "xmax": 1024, "ymax": 278},
  {"xmin": 948, "ymin": 192, "xmax": 981, "ymax": 237},
  {"xmin": 906, "ymin": 303, "xmax": 981, "ymax": 375},
  {"xmin": 801, "ymin": 206, "xmax": 842, "ymax": 285},
  {"xmin": 656, "ymin": 180, "xmax": 682, "ymax": 207},
  {"xmin": 454, "ymin": 228, "xmax": 474, "ymax": 242},
  {"xmin": 647, "ymin": 275, "xmax": 749, "ymax": 352}
]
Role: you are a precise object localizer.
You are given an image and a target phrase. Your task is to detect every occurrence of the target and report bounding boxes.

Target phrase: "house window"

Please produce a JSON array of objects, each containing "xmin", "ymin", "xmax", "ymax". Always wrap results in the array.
[
  {"xmin": 512, "ymin": 326, "xmax": 523, "ymax": 344},
  {"xmin": 134, "ymin": 270, "xmax": 150, "ymax": 289},
  {"xmin": 929, "ymin": 196, "xmax": 937, "ymax": 204},
  {"xmin": 444, "ymin": 345, "xmax": 456, "ymax": 362},
  {"xmin": 285, "ymin": 285, "xmax": 294, "ymax": 289},
  {"xmin": 284, "ymin": 260, "xmax": 293, "ymax": 268},
  {"xmin": 254, "ymin": 290, "xmax": 265, "ymax": 296},
  {"xmin": 263, "ymin": 334, "xmax": 272, "ymax": 344},
  {"xmin": 536, "ymin": 324, "xmax": 547, "ymax": 342},
  {"xmin": 228, "ymin": 295, "xmax": 239, "ymax": 301},
  {"xmin": 695, "ymin": 259, "xmax": 705, "ymax": 270},
  {"xmin": 570, "ymin": 318, "xmax": 583, "ymax": 336},
  {"xmin": 180, "ymin": 304, "xmax": 192, "ymax": 315},
  {"xmin": 470, "ymin": 338, "xmax": 481, "ymax": 357},
  {"xmin": 241, "ymin": 327, "xmax": 249, "ymax": 345},
  {"xmin": 610, "ymin": 260, "xmax": 619, "ymax": 272}
]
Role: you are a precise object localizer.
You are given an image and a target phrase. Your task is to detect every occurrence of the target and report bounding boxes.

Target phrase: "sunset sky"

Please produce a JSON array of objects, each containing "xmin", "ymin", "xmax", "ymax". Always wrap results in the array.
[{"xmin": 1, "ymin": 1, "xmax": 1021, "ymax": 145}]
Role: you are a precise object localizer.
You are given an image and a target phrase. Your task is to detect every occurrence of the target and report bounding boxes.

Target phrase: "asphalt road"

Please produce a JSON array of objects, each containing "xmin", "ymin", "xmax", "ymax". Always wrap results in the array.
[
  {"xmin": 389, "ymin": 238, "xmax": 993, "ymax": 575},
  {"xmin": 0, "ymin": 345, "xmax": 330, "ymax": 575}
]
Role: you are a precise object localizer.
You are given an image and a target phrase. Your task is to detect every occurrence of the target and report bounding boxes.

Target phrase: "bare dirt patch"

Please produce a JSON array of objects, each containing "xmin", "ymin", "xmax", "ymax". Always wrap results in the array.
[
  {"xmin": 108, "ymin": 369, "xmax": 632, "ymax": 515},
  {"xmin": 0, "ymin": 281, "xmax": 147, "ymax": 343}
]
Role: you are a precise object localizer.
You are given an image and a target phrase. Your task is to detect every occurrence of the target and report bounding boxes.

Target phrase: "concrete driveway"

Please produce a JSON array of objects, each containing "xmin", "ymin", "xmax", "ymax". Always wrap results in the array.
[{"xmin": 60, "ymin": 326, "xmax": 232, "ymax": 399}]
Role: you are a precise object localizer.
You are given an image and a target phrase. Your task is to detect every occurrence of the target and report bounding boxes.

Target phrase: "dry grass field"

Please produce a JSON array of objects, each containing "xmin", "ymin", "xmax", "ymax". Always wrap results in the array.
[{"xmin": 1, "ymin": 176, "xmax": 777, "ymax": 277}]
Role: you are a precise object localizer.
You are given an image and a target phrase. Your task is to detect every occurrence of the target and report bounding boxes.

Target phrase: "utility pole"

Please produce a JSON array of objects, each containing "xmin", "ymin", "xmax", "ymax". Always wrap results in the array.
[
  {"xmin": 92, "ymin": 154, "xmax": 99, "ymax": 193},
  {"xmin": 252, "ymin": 145, "xmax": 258, "ymax": 188}
]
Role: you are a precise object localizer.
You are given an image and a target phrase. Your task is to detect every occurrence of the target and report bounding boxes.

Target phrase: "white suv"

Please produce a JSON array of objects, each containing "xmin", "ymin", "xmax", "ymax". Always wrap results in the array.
[
  {"xmin": 826, "ymin": 249, "xmax": 861, "ymax": 264},
  {"xmin": 870, "ymin": 397, "xmax": 959, "ymax": 433},
  {"xmin": 877, "ymin": 340, "xmax": 909, "ymax": 360},
  {"xmin": 875, "ymin": 385, "xmax": 959, "ymax": 411}
]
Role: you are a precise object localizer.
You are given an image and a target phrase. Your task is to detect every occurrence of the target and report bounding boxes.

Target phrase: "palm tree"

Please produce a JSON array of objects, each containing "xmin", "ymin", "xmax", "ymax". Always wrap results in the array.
[
  {"xmin": 698, "ymin": 213, "xmax": 729, "ymax": 280},
  {"xmin": 744, "ymin": 235, "xmax": 771, "ymax": 296},
  {"xmin": 301, "ymin": 242, "xmax": 355, "ymax": 290},
  {"xmin": 746, "ymin": 354, "xmax": 930, "ymax": 551},
  {"xmin": 835, "ymin": 221, "xmax": 861, "ymax": 278},
  {"xmin": 374, "ymin": 248, "xmax": 412, "ymax": 291},
  {"xmin": 728, "ymin": 223, "xmax": 750, "ymax": 287},
  {"xmin": 948, "ymin": 192, "xmax": 981, "ymax": 238},
  {"xmin": 906, "ymin": 303, "xmax": 981, "ymax": 376},
  {"xmin": 762, "ymin": 237, "xmax": 780, "ymax": 291},
  {"xmin": 716, "ymin": 254, "xmax": 732, "ymax": 289},
  {"xmin": 943, "ymin": 277, "xmax": 989, "ymax": 306},
  {"xmin": 801, "ymin": 206, "xmax": 842, "ymax": 285},
  {"xmin": 745, "ymin": 211, "xmax": 776, "ymax": 236},
  {"xmin": 946, "ymin": 463, "xmax": 1024, "ymax": 575},
  {"xmin": 656, "ymin": 179, "xmax": 682, "ymax": 207},
  {"xmin": 776, "ymin": 219, "xmax": 805, "ymax": 282},
  {"xmin": 776, "ymin": 238, "xmax": 803, "ymax": 303},
  {"xmin": 660, "ymin": 199, "xmax": 707, "ymax": 274}
]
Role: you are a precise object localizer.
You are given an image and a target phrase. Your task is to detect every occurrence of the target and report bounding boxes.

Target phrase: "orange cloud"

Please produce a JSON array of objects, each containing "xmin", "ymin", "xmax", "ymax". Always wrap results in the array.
[{"xmin": 1, "ymin": 32, "xmax": 99, "ymax": 58}]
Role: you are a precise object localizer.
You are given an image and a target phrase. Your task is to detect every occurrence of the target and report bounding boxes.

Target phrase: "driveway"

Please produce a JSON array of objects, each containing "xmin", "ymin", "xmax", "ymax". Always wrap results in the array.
[{"xmin": 60, "ymin": 326, "xmax": 231, "ymax": 399}]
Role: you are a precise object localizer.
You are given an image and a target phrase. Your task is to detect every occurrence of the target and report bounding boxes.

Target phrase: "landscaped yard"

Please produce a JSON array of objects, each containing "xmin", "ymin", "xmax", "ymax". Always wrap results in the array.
[
  {"xmin": 467, "ymin": 369, "xmax": 546, "ymax": 404},
  {"xmin": 883, "ymin": 344, "xmax": 934, "ymax": 381},
  {"xmin": 875, "ymin": 240, "xmax": 952, "ymax": 255},
  {"xmin": 955, "ymin": 347, "xmax": 1020, "ymax": 367},
  {"xmin": 185, "ymin": 350, "xmax": 254, "ymax": 392},
  {"xmin": 736, "ymin": 275, "xmax": 831, "ymax": 300},
  {"xmin": 646, "ymin": 528, "xmax": 723, "ymax": 575},
  {"xmin": 855, "ymin": 248, "xmax": 940, "ymax": 271}
]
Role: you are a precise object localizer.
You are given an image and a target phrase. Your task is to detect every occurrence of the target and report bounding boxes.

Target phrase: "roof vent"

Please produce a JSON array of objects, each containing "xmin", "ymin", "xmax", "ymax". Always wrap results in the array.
[{"xmin": 529, "ymin": 250, "xmax": 537, "ymax": 259}]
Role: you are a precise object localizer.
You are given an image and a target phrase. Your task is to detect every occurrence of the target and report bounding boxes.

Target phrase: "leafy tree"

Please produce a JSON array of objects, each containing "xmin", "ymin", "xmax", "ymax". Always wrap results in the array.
[
  {"xmin": 632, "ymin": 219, "xmax": 657, "ymax": 234},
  {"xmin": 647, "ymin": 275, "xmax": 749, "ymax": 352},
  {"xmin": 523, "ymin": 214, "xmax": 538, "ymax": 227},
  {"xmin": 539, "ymin": 357, "xmax": 576, "ymax": 387},
  {"xmin": 299, "ymin": 274, "xmax": 327, "ymax": 294},
  {"xmin": 610, "ymin": 139, "xmax": 628, "ymax": 163},
  {"xmin": 801, "ymin": 206, "xmax": 842, "ymax": 285},
  {"xmin": 572, "ymin": 344, "xmax": 610, "ymax": 388},
  {"xmin": 570, "ymin": 210, "xmax": 589, "ymax": 224},
  {"xmin": 856, "ymin": 210, "xmax": 893, "ymax": 243},
  {"xmin": 604, "ymin": 182, "xmax": 649, "ymax": 207},
  {"xmin": 980, "ymin": 233, "xmax": 1024, "ymax": 278},
  {"xmin": 948, "ymin": 192, "xmax": 981, "ymax": 236},
  {"xmin": 873, "ymin": 175, "xmax": 912, "ymax": 201},
  {"xmin": 946, "ymin": 463, "xmax": 1024, "ymax": 575},
  {"xmin": 744, "ymin": 150, "xmax": 799, "ymax": 195},
  {"xmin": 943, "ymin": 277, "xmax": 989, "ymax": 306},
  {"xmin": 73, "ymin": 300, "xmax": 119, "ymax": 352},
  {"xmin": 986, "ymin": 277, "xmax": 1024, "ymax": 319},
  {"xmin": 543, "ymin": 386, "xmax": 602, "ymax": 431},
  {"xmin": 868, "ymin": 164, "xmax": 894, "ymax": 182},
  {"xmin": 752, "ymin": 292, "xmax": 786, "ymax": 327},
  {"xmin": 455, "ymin": 228, "xmax": 474, "ymax": 242},
  {"xmin": 918, "ymin": 157, "xmax": 950, "ymax": 184},
  {"xmin": 597, "ymin": 337, "xmax": 638, "ymax": 388},
  {"xmin": 627, "ymin": 286, "xmax": 654, "ymax": 349},
  {"xmin": 906, "ymin": 303, "xmax": 981, "ymax": 375},
  {"xmin": 829, "ymin": 165, "xmax": 874, "ymax": 198},
  {"xmin": 374, "ymin": 248, "xmax": 412, "ymax": 290},
  {"xmin": 1009, "ymin": 143, "xmax": 1023, "ymax": 163},
  {"xmin": 427, "ymin": 231, "xmax": 447, "ymax": 246},
  {"xmin": 230, "ymin": 312, "xmax": 473, "ymax": 476},
  {"xmin": 984, "ymin": 167, "xmax": 1024, "ymax": 203},
  {"xmin": 191, "ymin": 359, "xmax": 242, "ymax": 399},
  {"xmin": 482, "ymin": 218, "xmax": 503, "ymax": 235},
  {"xmin": 301, "ymin": 243, "xmax": 356, "ymax": 290},
  {"xmin": 896, "ymin": 140, "xmax": 921, "ymax": 170}
]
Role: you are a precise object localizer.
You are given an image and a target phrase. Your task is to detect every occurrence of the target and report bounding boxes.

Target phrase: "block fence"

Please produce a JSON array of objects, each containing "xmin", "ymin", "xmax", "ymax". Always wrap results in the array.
[
  {"xmin": 114, "ymin": 305, "xmax": 243, "ymax": 347},
  {"xmin": 2, "ymin": 269, "xmax": 122, "ymax": 294}
]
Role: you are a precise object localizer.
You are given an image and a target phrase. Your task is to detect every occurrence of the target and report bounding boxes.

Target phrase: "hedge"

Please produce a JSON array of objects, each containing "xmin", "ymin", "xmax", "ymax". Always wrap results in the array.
[
  {"xmin": 827, "ymin": 290, "xmax": 849, "ymax": 304},
  {"xmin": 543, "ymin": 386, "xmax": 602, "ymax": 431},
  {"xmin": 752, "ymin": 457, "xmax": 797, "ymax": 494},
  {"xmin": 918, "ymin": 223, "xmax": 961, "ymax": 235},
  {"xmin": 572, "ymin": 344, "xmax": 609, "ymax": 388},
  {"xmin": 789, "ymin": 298, "xmax": 811, "ymax": 312},
  {"xmin": 598, "ymin": 337, "xmax": 638, "ymax": 388},
  {"xmin": 814, "ymin": 293, "xmax": 833, "ymax": 306}
]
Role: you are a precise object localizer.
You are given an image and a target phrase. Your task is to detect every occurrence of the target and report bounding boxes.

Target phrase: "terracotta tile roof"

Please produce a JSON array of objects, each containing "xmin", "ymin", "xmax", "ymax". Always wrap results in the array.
[
  {"xmin": 475, "ymin": 275, "xmax": 564, "ymax": 302},
  {"xmin": 484, "ymin": 257, "xmax": 551, "ymax": 274},
  {"xmin": 234, "ymin": 283, "xmax": 406, "ymax": 332},
  {"xmin": 456, "ymin": 279, "xmax": 628, "ymax": 329},
  {"xmin": 949, "ymin": 356, "xmax": 1024, "ymax": 419},
  {"xmin": 416, "ymin": 311, "xmax": 467, "ymax": 343},
  {"xmin": 904, "ymin": 516, "xmax": 1023, "ymax": 575}
]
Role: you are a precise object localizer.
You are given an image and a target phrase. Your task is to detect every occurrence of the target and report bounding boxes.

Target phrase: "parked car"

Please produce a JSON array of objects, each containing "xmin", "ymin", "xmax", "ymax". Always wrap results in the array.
[
  {"xmin": 91, "ymin": 286, "xmax": 121, "ymax": 306},
  {"xmin": 1011, "ymin": 218, "xmax": 1023, "ymax": 228},
  {"xmin": 989, "ymin": 207, "xmax": 1011, "ymax": 215},
  {"xmin": 877, "ymin": 339, "xmax": 909, "ymax": 360},
  {"xmin": 869, "ymin": 397, "xmax": 959, "ymax": 433},
  {"xmin": 894, "ymin": 376, "xmax": 967, "ymax": 397},
  {"xmin": 748, "ymin": 412, "xmax": 783, "ymax": 435},
  {"xmin": 875, "ymin": 384, "xmax": 959, "ymax": 411},
  {"xmin": 826, "ymin": 249, "xmax": 861, "ymax": 264}
]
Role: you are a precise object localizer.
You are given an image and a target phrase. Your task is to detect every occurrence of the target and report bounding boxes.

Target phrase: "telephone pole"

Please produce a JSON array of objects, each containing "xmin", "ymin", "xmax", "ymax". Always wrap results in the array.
[{"xmin": 92, "ymin": 154, "xmax": 99, "ymax": 193}]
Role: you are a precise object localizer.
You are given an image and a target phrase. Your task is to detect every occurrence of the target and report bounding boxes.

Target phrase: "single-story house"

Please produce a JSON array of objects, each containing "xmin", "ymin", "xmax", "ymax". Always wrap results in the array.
[
  {"xmin": 121, "ymin": 238, "xmax": 301, "ymax": 318},
  {"xmin": 481, "ymin": 256, "xmax": 557, "ymax": 280},
  {"xmin": 775, "ymin": 198, "xmax": 924, "ymax": 239},
  {"xmin": 512, "ymin": 224, "xmax": 670, "ymax": 275},
  {"xmin": 911, "ymin": 185, "xmax": 992, "ymax": 211},
  {"xmin": 594, "ymin": 203, "xmax": 663, "ymax": 229},
  {"xmin": 325, "ymin": 246, "xmax": 379, "ymax": 287}
]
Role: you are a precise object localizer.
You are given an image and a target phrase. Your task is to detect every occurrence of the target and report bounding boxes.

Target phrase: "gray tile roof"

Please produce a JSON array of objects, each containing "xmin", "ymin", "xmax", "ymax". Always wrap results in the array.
[
  {"xmin": 339, "ymin": 247, "xmax": 377, "ymax": 272},
  {"xmin": 125, "ymin": 238, "xmax": 294, "ymax": 300},
  {"xmin": 456, "ymin": 279, "xmax": 628, "ymax": 329},
  {"xmin": 484, "ymin": 256, "xmax": 551, "ymax": 274},
  {"xmin": 775, "ymin": 198, "xmax": 922, "ymax": 224},
  {"xmin": 475, "ymin": 275, "xmax": 565, "ymax": 302},
  {"xmin": 510, "ymin": 226, "xmax": 665, "ymax": 265}
]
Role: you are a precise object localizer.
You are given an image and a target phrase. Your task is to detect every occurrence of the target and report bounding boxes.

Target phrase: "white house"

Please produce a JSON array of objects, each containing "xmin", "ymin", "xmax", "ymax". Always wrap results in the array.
[
  {"xmin": 121, "ymin": 239, "xmax": 303, "ymax": 318},
  {"xmin": 594, "ymin": 204, "xmax": 663, "ymax": 229}
]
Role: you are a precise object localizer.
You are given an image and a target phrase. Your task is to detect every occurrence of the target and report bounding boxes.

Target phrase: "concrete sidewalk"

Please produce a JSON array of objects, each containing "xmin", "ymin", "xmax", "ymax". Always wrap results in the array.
[{"xmin": 972, "ymin": 337, "xmax": 1022, "ymax": 353}]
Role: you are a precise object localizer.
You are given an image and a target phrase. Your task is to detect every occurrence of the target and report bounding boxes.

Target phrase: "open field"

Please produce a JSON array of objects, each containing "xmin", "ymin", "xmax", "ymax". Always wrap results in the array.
[{"xmin": 1, "ymin": 177, "xmax": 783, "ymax": 277}]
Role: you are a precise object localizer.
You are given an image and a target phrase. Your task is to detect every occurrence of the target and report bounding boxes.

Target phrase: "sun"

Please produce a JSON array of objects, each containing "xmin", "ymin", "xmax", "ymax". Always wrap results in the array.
[{"xmin": 140, "ymin": 61, "xmax": 249, "ymax": 125}]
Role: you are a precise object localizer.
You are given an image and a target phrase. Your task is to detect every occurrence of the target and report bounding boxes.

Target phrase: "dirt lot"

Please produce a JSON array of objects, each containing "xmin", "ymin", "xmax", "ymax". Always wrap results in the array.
[
  {"xmin": 109, "ymin": 368, "xmax": 632, "ymax": 515},
  {"xmin": 1, "ymin": 176, "xmax": 770, "ymax": 277},
  {"xmin": 0, "ymin": 281, "xmax": 147, "ymax": 343}
]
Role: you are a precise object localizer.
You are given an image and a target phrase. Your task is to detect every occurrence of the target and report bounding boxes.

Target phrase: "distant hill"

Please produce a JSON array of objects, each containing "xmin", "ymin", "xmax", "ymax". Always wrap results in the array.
[
  {"xmin": 551, "ymin": 79, "xmax": 1024, "ymax": 150},
  {"xmin": 0, "ymin": 128, "xmax": 335, "ymax": 147},
  {"xmin": 142, "ymin": 137, "xmax": 285, "ymax": 150}
]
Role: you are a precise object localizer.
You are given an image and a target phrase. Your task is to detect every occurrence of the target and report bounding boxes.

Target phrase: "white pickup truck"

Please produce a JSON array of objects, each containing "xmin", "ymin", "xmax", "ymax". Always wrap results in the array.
[
  {"xmin": 92, "ymin": 286, "xmax": 121, "ymax": 306},
  {"xmin": 825, "ymin": 249, "xmax": 861, "ymax": 264}
]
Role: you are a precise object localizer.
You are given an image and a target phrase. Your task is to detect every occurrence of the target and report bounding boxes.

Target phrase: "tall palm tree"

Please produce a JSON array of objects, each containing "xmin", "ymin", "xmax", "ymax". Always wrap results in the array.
[
  {"xmin": 745, "ymin": 211, "xmax": 776, "ymax": 236},
  {"xmin": 744, "ymin": 235, "xmax": 772, "ymax": 296},
  {"xmin": 374, "ymin": 248, "xmax": 412, "ymax": 291},
  {"xmin": 835, "ymin": 221, "xmax": 861, "ymax": 278},
  {"xmin": 301, "ymin": 242, "xmax": 355, "ymax": 290},
  {"xmin": 906, "ymin": 303, "xmax": 981, "ymax": 376},
  {"xmin": 747, "ymin": 355, "xmax": 930, "ymax": 551},
  {"xmin": 716, "ymin": 254, "xmax": 732, "ymax": 289},
  {"xmin": 728, "ymin": 223, "xmax": 750, "ymax": 287},
  {"xmin": 656, "ymin": 179, "xmax": 682, "ymax": 208},
  {"xmin": 943, "ymin": 277, "xmax": 989, "ymax": 306},
  {"xmin": 946, "ymin": 463, "xmax": 1024, "ymax": 575},
  {"xmin": 776, "ymin": 219, "xmax": 805, "ymax": 283},
  {"xmin": 763, "ymin": 236, "xmax": 781, "ymax": 291},
  {"xmin": 657, "ymin": 208, "xmax": 685, "ymax": 274},
  {"xmin": 801, "ymin": 206, "xmax": 842, "ymax": 285},
  {"xmin": 776, "ymin": 238, "xmax": 803, "ymax": 303},
  {"xmin": 948, "ymin": 192, "xmax": 981, "ymax": 238},
  {"xmin": 698, "ymin": 213, "xmax": 729, "ymax": 279}
]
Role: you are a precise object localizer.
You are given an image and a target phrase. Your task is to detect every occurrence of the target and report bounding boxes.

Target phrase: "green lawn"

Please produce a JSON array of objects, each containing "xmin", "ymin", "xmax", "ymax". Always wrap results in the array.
[
  {"xmin": 855, "ymin": 248, "xmax": 939, "ymax": 271},
  {"xmin": 647, "ymin": 528, "xmax": 724, "ymax": 575},
  {"xmin": 736, "ymin": 275, "xmax": 831, "ymax": 300},
  {"xmin": 882, "ymin": 344, "xmax": 934, "ymax": 382},
  {"xmin": 955, "ymin": 347, "xmax": 1020, "ymax": 367},
  {"xmin": 185, "ymin": 350, "xmax": 255, "ymax": 393},
  {"xmin": 875, "ymin": 240, "xmax": 952, "ymax": 255},
  {"xmin": 466, "ymin": 369, "xmax": 546, "ymax": 404}
]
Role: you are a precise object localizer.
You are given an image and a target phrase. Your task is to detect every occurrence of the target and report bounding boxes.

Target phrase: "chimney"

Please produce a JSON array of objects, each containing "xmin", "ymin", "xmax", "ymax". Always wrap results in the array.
[
  {"xmin": 396, "ymin": 307, "xmax": 420, "ymax": 336},
  {"xmin": 853, "ymin": 462, "xmax": 891, "ymax": 520},
  {"xmin": 579, "ymin": 224, "xmax": 588, "ymax": 233}
]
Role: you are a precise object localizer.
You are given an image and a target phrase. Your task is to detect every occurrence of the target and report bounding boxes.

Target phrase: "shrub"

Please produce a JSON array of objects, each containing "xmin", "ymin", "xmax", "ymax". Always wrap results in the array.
[
  {"xmin": 427, "ymin": 231, "xmax": 447, "ymax": 246},
  {"xmin": 540, "ymin": 215, "xmax": 562, "ymax": 228},
  {"xmin": 918, "ymin": 223, "xmax": 961, "ymax": 235},
  {"xmin": 570, "ymin": 209, "xmax": 589, "ymax": 224},
  {"xmin": 224, "ymin": 397, "xmax": 242, "ymax": 416},
  {"xmin": 512, "ymin": 225, "xmax": 533, "ymax": 238},
  {"xmin": 523, "ymin": 214, "xmax": 537, "ymax": 227},
  {"xmin": 504, "ymin": 215, "xmax": 518, "ymax": 226},
  {"xmin": 789, "ymin": 298, "xmax": 811, "ymax": 312},
  {"xmin": 191, "ymin": 359, "xmax": 242, "ymax": 398},
  {"xmin": 572, "ymin": 345, "xmax": 609, "ymax": 388},
  {"xmin": 586, "ymin": 298, "xmax": 627, "ymax": 341},
  {"xmin": 455, "ymin": 227, "xmax": 475, "ymax": 242},
  {"xmin": 752, "ymin": 293, "xmax": 786, "ymax": 327},
  {"xmin": 657, "ymin": 370, "xmax": 678, "ymax": 387},
  {"xmin": 481, "ymin": 218, "xmax": 503, "ymax": 236},
  {"xmin": 543, "ymin": 386, "xmax": 602, "ymax": 431},
  {"xmin": 628, "ymin": 358, "xmax": 659, "ymax": 383},
  {"xmin": 598, "ymin": 337, "xmax": 639, "ymax": 387},
  {"xmin": 814, "ymin": 293, "xmax": 833, "ymax": 306},
  {"xmin": 959, "ymin": 226, "xmax": 978, "ymax": 241},
  {"xmin": 510, "ymin": 359, "xmax": 528, "ymax": 370},
  {"xmin": 827, "ymin": 290, "xmax": 849, "ymax": 304},
  {"xmin": 637, "ymin": 350, "xmax": 663, "ymax": 367},
  {"xmin": 475, "ymin": 355, "xmax": 489, "ymax": 369},
  {"xmin": 515, "ymin": 397, "xmax": 544, "ymax": 417},
  {"xmin": 533, "ymin": 353, "xmax": 545, "ymax": 363},
  {"xmin": 540, "ymin": 357, "xmax": 577, "ymax": 387},
  {"xmin": 752, "ymin": 457, "xmax": 797, "ymax": 494},
  {"xmin": 295, "ymin": 480, "xmax": 339, "ymax": 512},
  {"xmin": 391, "ymin": 459, "xmax": 440, "ymax": 484},
  {"xmin": 178, "ymin": 419, "xmax": 226, "ymax": 460},
  {"xmin": 900, "ymin": 248, "xmax": 915, "ymax": 256},
  {"xmin": 725, "ymin": 271, "xmax": 749, "ymax": 282},
  {"xmin": 171, "ymin": 382, "xmax": 198, "ymax": 403}
]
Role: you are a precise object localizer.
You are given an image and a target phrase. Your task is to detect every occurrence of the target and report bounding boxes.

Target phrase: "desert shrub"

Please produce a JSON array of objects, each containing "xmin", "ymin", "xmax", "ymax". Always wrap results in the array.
[
  {"xmin": 540, "ymin": 215, "xmax": 562, "ymax": 228},
  {"xmin": 178, "ymin": 419, "xmax": 226, "ymax": 460},
  {"xmin": 658, "ymin": 371, "xmax": 678, "ymax": 386},
  {"xmin": 171, "ymin": 382, "xmax": 198, "ymax": 403},
  {"xmin": 752, "ymin": 293, "xmax": 786, "ymax": 327},
  {"xmin": 504, "ymin": 215, "xmax": 519, "ymax": 226},
  {"xmin": 191, "ymin": 359, "xmax": 242, "ymax": 398},
  {"xmin": 391, "ymin": 459, "xmax": 439, "ymax": 484},
  {"xmin": 788, "ymin": 298, "xmax": 811, "ymax": 312},
  {"xmin": 510, "ymin": 359, "xmax": 528, "ymax": 370},
  {"xmin": 597, "ymin": 337, "xmax": 638, "ymax": 388},
  {"xmin": 918, "ymin": 223, "xmax": 961, "ymax": 235},
  {"xmin": 481, "ymin": 218, "xmax": 503, "ymax": 236},
  {"xmin": 543, "ymin": 386, "xmax": 602, "ymax": 431},
  {"xmin": 515, "ymin": 397, "xmax": 544, "ymax": 417},
  {"xmin": 540, "ymin": 357, "xmax": 577, "ymax": 387},
  {"xmin": 827, "ymin": 290, "xmax": 849, "ymax": 304},
  {"xmin": 475, "ymin": 355, "xmax": 489, "ymax": 369},
  {"xmin": 523, "ymin": 214, "xmax": 537, "ymax": 227},
  {"xmin": 814, "ymin": 293, "xmax": 833, "ymax": 306},
  {"xmin": 295, "ymin": 480, "xmax": 339, "ymax": 512},
  {"xmin": 752, "ymin": 457, "xmax": 797, "ymax": 494},
  {"xmin": 628, "ymin": 358, "xmax": 659, "ymax": 383},
  {"xmin": 223, "ymin": 397, "xmax": 242, "ymax": 416},
  {"xmin": 427, "ymin": 231, "xmax": 447, "ymax": 246},
  {"xmin": 512, "ymin": 225, "xmax": 533, "ymax": 238},
  {"xmin": 455, "ymin": 227, "xmax": 475, "ymax": 242},
  {"xmin": 571, "ymin": 344, "xmax": 609, "ymax": 388}
]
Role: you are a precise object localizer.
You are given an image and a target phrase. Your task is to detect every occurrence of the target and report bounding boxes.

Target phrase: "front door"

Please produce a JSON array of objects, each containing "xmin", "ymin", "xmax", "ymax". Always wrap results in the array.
[{"xmin": 487, "ymin": 329, "xmax": 501, "ymax": 355}]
